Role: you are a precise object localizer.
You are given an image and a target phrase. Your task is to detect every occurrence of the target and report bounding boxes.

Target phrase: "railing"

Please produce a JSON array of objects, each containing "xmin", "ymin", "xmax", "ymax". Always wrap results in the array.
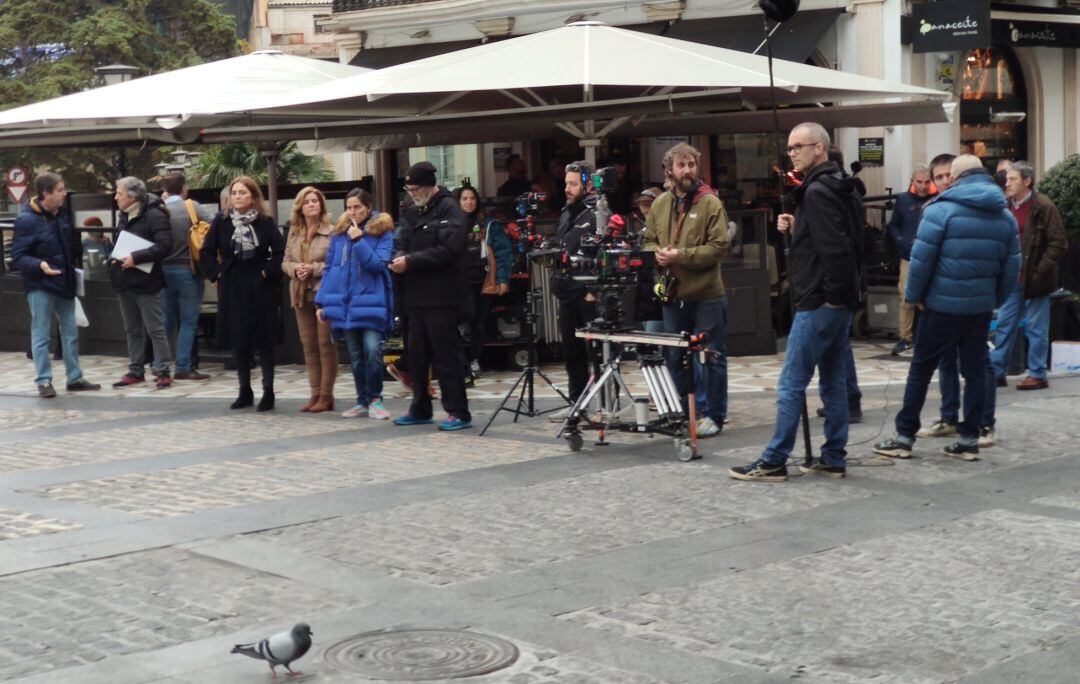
[{"xmin": 332, "ymin": 0, "xmax": 440, "ymax": 12}]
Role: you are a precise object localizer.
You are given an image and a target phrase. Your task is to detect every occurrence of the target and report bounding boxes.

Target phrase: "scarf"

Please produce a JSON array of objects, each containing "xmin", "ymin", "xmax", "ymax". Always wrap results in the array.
[{"xmin": 230, "ymin": 209, "xmax": 260, "ymax": 260}]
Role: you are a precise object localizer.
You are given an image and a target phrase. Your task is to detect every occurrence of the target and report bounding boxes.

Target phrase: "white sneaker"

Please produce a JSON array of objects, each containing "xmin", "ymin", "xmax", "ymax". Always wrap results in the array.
[
  {"xmin": 696, "ymin": 416, "xmax": 722, "ymax": 438},
  {"xmin": 470, "ymin": 360, "xmax": 481, "ymax": 377},
  {"xmin": 978, "ymin": 426, "xmax": 998, "ymax": 448},
  {"xmin": 369, "ymin": 399, "xmax": 390, "ymax": 420},
  {"xmin": 917, "ymin": 420, "xmax": 957, "ymax": 438}
]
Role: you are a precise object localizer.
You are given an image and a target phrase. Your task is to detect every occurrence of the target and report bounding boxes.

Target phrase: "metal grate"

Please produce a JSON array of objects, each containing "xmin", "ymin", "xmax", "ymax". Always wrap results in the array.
[{"xmin": 332, "ymin": 0, "xmax": 441, "ymax": 12}]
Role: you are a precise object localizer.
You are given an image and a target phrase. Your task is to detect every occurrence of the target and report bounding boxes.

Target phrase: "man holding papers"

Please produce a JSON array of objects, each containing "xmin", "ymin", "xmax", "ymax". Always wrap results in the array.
[{"xmin": 109, "ymin": 177, "xmax": 175, "ymax": 390}]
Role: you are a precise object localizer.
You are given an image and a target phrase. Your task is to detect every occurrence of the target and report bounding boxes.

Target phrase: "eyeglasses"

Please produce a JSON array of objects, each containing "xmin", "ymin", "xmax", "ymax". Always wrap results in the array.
[
  {"xmin": 786, "ymin": 142, "xmax": 818, "ymax": 155},
  {"xmin": 404, "ymin": 185, "xmax": 423, "ymax": 194}
]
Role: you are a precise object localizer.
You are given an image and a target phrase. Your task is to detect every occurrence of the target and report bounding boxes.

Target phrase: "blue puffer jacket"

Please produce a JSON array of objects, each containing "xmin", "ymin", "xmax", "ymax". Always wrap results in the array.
[
  {"xmin": 315, "ymin": 212, "xmax": 394, "ymax": 334},
  {"xmin": 10, "ymin": 199, "xmax": 79, "ymax": 298},
  {"xmin": 905, "ymin": 169, "xmax": 1021, "ymax": 315}
]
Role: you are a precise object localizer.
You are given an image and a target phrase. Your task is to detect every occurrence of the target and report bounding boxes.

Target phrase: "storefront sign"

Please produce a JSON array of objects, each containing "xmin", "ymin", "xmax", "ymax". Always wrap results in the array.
[
  {"xmin": 493, "ymin": 146, "xmax": 513, "ymax": 171},
  {"xmin": 992, "ymin": 19, "xmax": 1080, "ymax": 48},
  {"xmin": 858, "ymin": 138, "xmax": 884, "ymax": 167},
  {"xmin": 913, "ymin": 0, "xmax": 991, "ymax": 53}
]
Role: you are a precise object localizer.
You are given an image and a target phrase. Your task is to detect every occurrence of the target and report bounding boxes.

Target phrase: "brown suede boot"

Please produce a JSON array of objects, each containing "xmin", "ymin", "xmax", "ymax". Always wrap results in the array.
[
  {"xmin": 299, "ymin": 393, "xmax": 319, "ymax": 412},
  {"xmin": 309, "ymin": 394, "xmax": 335, "ymax": 413}
]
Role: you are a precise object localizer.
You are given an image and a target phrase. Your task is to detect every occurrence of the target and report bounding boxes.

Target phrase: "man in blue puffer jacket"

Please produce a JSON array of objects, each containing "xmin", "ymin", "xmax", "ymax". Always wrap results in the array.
[{"xmin": 875, "ymin": 155, "xmax": 1020, "ymax": 460}]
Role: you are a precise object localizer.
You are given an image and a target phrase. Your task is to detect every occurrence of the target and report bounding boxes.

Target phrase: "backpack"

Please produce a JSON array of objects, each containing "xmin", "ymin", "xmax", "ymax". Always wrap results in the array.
[{"xmin": 184, "ymin": 199, "xmax": 212, "ymax": 272}]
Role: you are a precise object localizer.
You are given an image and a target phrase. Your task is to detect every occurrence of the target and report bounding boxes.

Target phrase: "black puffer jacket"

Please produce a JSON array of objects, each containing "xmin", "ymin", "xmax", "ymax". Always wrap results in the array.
[
  {"xmin": 789, "ymin": 161, "xmax": 864, "ymax": 311},
  {"xmin": 551, "ymin": 195, "xmax": 598, "ymax": 302},
  {"xmin": 394, "ymin": 188, "xmax": 467, "ymax": 311},
  {"xmin": 109, "ymin": 194, "xmax": 173, "ymax": 294}
]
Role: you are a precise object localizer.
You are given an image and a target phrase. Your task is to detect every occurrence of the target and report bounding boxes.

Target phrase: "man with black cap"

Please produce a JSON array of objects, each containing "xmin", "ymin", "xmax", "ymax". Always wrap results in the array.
[{"xmin": 389, "ymin": 161, "xmax": 471, "ymax": 431}]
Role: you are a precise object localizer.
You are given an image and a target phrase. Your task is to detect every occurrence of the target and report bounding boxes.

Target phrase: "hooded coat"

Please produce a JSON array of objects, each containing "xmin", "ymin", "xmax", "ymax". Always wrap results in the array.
[
  {"xmin": 643, "ymin": 182, "xmax": 728, "ymax": 302},
  {"xmin": 315, "ymin": 212, "xmax": 395, "ymax": 334},
  {"xmin": 109, "ymin": 194, "xmax": 173, "ymax": 295},
  {"xmin": 789, "ymin": 161, "xmax": 865, "ymax": 311},
  {"xmin": 905, "ymin": 169, "xmax": 1021, "ymax": 315},
  {"xmin": 392, "ymin": 187, "xmax": 467, "ymax": 312}
]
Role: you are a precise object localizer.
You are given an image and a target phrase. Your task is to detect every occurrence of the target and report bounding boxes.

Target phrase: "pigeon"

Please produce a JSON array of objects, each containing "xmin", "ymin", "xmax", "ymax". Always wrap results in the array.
[{"xmin": 231, "ymin": 622, "xmax": 313, "ymax": 678}]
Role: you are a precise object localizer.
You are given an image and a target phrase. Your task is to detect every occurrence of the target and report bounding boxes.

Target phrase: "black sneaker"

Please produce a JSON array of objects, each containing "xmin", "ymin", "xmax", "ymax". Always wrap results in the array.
[
  {"xmin": 728, "ymin": 460, "xmax": 788, "ymax": 482},
  {"xmin": 816, "ymin": 406, "xmax": 863, "ymax": 423},
  {"xmin": 799, "ymin": 458, "xmax": 846, "ymax": 479},
  {"xmin": 873, "ymin": 436, "xmax": 913, "ymax": 459},
  {"xmin": 37, "ymin": 382, "xmax": 57, "ymax": 398},
  {"xmin": 66, "ymin": 378, "xmax": 101, "ymax": 392},
  {"xmin": 943, "ymin": 441, "xmax": 980, "ymax": 461},
  {"xmin": 890, "ymin": 339, "xmax": 913, "ymax": 355}
]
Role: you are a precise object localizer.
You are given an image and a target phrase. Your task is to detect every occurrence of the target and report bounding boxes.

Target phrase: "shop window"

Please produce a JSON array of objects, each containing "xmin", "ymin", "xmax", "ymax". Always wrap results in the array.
[
  {"xmin": 407, "ymin": 145, "xmax": 478, "ymax": 191},
  {"xmin": 957, "ymin": 47, "xmax": 1027, "ymax": 166}
]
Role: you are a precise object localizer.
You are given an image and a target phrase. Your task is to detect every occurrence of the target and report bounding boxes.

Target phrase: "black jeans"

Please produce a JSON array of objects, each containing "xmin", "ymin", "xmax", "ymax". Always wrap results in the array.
[
  {"xmin": 896, "ymin": 309, "xmax": 991, "ymax": 442},
  {"xmin": 235, "ymin": 345, "xmax": 275, "ymax": 392},
  {"xmin": 557, "ymin": 297, "xmax": 597, "ymax": 401},
  {"xmin": 408, "ymin": 307, "xmax": 470, "ymax": 421}
]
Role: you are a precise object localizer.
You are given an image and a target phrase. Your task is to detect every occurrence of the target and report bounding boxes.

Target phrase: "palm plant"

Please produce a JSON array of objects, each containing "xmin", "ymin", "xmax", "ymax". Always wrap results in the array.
[{"xmin": 187, "ymin": 142, "xmax": 334, "ymax": 189}]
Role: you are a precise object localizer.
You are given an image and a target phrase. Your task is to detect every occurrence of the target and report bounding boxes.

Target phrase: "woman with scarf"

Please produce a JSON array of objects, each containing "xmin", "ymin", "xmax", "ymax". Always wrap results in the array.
[
  {"xmin": 455, "ymin": 185, "xmax": 512, "ymax": 381},
  {"xmin": 200, "ymin": 176, "xmax": 285, "ymax": 411},
  {"xmin": 316, "ymin": 188, "xmax": 395, "ymax": 419},
  {"xmin": 283, "ymin": 186, "xmax": 337, "ymax": 413}
]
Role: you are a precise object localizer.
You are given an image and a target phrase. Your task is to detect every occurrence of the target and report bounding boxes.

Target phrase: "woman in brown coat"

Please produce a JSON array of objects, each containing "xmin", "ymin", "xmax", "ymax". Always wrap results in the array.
[{"xmin": 283, "ymin": 186, "xmax": 338, "ymax": 412}]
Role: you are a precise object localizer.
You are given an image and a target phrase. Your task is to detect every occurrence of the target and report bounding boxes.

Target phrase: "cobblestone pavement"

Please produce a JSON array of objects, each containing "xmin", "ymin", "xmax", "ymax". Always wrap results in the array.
[{"xmin": 1, "ymin": 361, "xmax": 1079, "ymax": 684}]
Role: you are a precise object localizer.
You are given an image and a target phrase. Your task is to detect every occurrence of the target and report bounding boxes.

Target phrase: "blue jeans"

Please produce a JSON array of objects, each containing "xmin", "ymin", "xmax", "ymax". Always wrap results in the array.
[
  {"xmin": 162, "ymin": 266, "xmax": 205, "ymax": 373},
  {"xmin": 983, "ymin": 346, "xmax": 998, "ymax": 429},
  {"xmin": 840, "ymin": 338, "xmax": 862, "ymax": 408},
  {"xmin": 937, "ymin": 348, "xmax": 960, "ymax": 424},
  {"xmin": 991, "ymin": 284, "xmax": 1051, "ymax": 380},
  {"xmin": 896, "ymin": 309, "xmax": 992, "ymax": 442},
  {"xmin": 761, "ymin": 306, "xmax": 852, "ymax": 467},
  {"xmin": 661, "ymin": 296, "xmax": 727, "ymax": 424},
  {"xmin": 344, "ymin": 328, "xmax": 384, "ymax": 406},
  {"xmin": 27, "ymin": 290, "xmax": 83, "ymax": 385}
]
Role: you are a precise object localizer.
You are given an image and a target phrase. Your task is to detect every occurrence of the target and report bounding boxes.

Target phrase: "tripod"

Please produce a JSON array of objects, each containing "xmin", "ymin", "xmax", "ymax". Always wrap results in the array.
[{"xmin": 479, "ymin": 218, "xmax": 570, "ymax": 435}]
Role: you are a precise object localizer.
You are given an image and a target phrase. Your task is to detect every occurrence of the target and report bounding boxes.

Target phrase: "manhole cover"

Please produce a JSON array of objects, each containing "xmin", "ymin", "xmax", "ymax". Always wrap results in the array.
[{"xmin": 324, "ymin": 629, "xmax": 519, "ymax": 680}]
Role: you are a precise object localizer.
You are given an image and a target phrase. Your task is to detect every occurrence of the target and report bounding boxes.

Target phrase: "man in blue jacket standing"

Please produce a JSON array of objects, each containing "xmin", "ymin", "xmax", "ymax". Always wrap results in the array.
[
  {"xmin": 10, "ymin": 172, "xmax": 100, "ymax": 398},
  {"xmin": 887, "ymin": 164, "xmax": 934, "ymax": 355},
  {"xmin": 874, "ymin": 155, "xmax": 1020, "ymax": 460}
]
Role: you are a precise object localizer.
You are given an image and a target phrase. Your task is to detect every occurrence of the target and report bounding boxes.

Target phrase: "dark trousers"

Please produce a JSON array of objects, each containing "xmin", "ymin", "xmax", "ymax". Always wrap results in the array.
[
  {"xmin": 896, "ymin": 309, "xmax": 991, "ymax": 442},
  {"xmin": 465, "ymin": 281, "xmax": 494, "ymax": 365},
  {"xmin": 408, "ymin": 307, "xmax": 470, "ymax": 421},
  {"xmin": 235, "ymin": 345, "xmax": 275, "ymax": 393},
  {"xmin": 558, "ymin": 297, "xmax": 596, "ymax": 401}
]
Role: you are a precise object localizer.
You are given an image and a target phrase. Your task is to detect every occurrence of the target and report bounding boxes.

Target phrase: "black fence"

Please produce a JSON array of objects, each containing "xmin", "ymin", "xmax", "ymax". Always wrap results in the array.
[{"xmin": 332, "ymin": 0, "xmax": 437, "ymax": 12}]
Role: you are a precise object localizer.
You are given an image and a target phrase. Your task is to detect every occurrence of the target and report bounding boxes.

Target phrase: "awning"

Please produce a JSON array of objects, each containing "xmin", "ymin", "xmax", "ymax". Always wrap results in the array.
[
  {"xmin": 630, "ymin": 9, "xmax": 843, "ymax": 64},
  {"xmin": 349, "ymin": 10, "xmax": 842, "ymax": 70},
  {"xmin": 990, "ymin": 2, "xmax": 1080, "ymax": 48}
]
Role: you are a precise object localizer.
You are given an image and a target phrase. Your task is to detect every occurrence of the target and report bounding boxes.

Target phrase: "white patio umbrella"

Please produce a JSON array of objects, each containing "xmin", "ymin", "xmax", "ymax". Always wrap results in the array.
[
  {"xmin": 236, "ymin": 21, "xmax": 950, "ymax": 163},
  {"xmin": 0, "ymin": 49, "xmax": 371, "ymax": 141}
]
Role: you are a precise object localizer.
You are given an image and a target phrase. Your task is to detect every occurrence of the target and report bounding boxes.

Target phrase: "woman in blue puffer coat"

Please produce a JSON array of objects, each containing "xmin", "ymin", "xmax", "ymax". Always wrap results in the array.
[{"xmin": 315, "ymin": 188, "xmax": 394, "ymax": 420}]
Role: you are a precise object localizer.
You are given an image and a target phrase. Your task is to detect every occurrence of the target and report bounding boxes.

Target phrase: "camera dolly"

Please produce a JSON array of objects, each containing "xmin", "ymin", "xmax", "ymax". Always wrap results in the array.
[{"xmin": 556, "ymin": 328, "xmax": 706, "ymax": 462}]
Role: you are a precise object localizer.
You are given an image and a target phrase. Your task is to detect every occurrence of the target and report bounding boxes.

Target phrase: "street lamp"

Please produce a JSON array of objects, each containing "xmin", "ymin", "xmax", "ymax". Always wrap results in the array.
[
  {"xmin": 154, "ymin": 162, "xmax": 169, "ymax": 175},
  {"xmin": 94, "ymin": 64, "xmax": 140, "ymax": 87},
  {"xmin": 171, "ymin": 149, "xmax": 190, "ymax": 165}
]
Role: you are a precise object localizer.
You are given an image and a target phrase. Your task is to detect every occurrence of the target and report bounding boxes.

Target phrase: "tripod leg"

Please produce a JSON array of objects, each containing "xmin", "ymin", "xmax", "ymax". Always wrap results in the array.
[
  {"xmin": 801, "ymin": 398, "xmax": 813, "ymax": 466},
  {"xmin": 512, "ymin": 368, "xmax": 532, "ymax": 423},
  {"xmin": 534, "ymin": 368, "xmax": 571, "ymax": 404},
  {"xmin": 479, "ymin": 367, "xmax": 531, "ymax": 436}
]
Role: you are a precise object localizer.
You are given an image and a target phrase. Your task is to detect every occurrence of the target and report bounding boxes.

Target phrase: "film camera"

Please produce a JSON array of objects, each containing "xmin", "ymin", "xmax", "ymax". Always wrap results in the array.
[{"xmin": 515, "ymin": 191, "xmax": 547, "ymax": 218}]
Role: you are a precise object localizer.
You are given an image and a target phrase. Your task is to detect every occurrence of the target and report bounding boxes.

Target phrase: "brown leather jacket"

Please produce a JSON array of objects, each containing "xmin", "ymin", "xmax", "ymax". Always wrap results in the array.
[
  {"xmin": 1020, "ymin": 191, "xmax": 1068, "ymax": 299},
  {"xmin": 282, "ymin": 219, "xmax": 333, "ymax": 308}
]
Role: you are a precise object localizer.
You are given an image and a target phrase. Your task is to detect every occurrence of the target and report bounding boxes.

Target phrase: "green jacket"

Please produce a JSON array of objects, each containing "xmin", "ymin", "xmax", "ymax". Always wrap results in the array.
[{"xmin": 642, "ymin": 184, "xmax": 728, "ymax": 302}]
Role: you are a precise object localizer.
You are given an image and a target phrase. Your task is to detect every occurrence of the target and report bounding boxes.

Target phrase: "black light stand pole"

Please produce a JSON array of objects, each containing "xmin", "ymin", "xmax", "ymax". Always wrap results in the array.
[
  {"xmin": 762, "ymin": 11, "xmax": 814, "ymax": 467},
  {"xmin": 479, "ymin": 218, "xmax": 570, "ymax": 436}
]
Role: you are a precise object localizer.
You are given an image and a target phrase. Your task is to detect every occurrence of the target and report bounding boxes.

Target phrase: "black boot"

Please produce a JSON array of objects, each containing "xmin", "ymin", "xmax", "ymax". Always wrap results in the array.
[
  {"xmin": 231, "ymin": 386, "xmax": 254, "ymax": 410},
  {"xmin": 256, "ymin": 390, "xmax": 275, "ymax": 412}
]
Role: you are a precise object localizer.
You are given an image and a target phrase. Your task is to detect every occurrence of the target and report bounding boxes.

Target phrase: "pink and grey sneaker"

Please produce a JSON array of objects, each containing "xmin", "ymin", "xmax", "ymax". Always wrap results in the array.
[
  {"xmin": 342, "ymin": 404, "xmax": 368, "ymax": 418},
  {"xmin": 369, "ymin": 399, "xmax": 390, "ymax": 420}
]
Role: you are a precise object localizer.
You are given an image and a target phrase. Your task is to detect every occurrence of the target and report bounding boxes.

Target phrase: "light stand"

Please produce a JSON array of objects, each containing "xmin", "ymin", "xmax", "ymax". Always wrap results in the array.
[
  {"xmin": 761, "ymin": 2, "xmax": 814, "ymax": 467},
  {"xmin": 479, "ymin": 215, "xmax": 571, "ymax": 435}
]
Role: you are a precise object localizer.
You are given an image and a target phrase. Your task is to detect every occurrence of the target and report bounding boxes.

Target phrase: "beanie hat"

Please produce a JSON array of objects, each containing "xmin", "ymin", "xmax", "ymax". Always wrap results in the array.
[{"xmin": 404, "ymin": 161, "xmax": 437, "ymax": 187}]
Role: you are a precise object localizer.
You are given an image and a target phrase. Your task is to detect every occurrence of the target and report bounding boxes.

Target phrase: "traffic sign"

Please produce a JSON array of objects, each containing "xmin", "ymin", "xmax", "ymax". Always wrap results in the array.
[{"xmin": 6, "ymin": 166, "xmax": 28, "ymax": 205}]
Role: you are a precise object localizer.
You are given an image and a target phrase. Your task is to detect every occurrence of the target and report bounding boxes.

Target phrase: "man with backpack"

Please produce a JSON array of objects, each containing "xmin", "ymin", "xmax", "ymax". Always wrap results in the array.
[{"xmin": 161, "ymin": 173, "xmax": 213, "ymax": 381}]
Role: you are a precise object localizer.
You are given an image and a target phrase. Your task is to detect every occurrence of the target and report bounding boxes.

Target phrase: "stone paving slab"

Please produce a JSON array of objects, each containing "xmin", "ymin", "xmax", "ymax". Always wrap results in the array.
[
  {"xmin": 252, "ymin": 462, "xmax": 874, "ymax": 586},
  {"xmin": 0, "ymin": 409, "xmax": 162, "ymax": 434},
  {"xmin": 0, "ymin": 508, "xmax": 82, "ymax": 540},
  {"xmin": 0, "ymin": 413, "xmax": 361, "ymax": 474},
  {"xmin": 561, "ymin": 508, "xmax": 1080, "ymax": 683},
  {"xmin": 0, "ymin": 547, "xmax": 346, "ymax": 682},
  {"xmin": 25, "ymin": 433, "xmax": 569, "ymax": 518}
]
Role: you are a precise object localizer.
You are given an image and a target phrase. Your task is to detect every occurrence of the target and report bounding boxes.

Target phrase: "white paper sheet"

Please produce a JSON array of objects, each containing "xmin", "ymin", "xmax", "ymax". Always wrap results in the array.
[
  {"xmin": 74, "ymin": 267, "xmax": 85, "ymax": 297},
  {"xmin": 111, "ymin": 230, "xmax": 155, "ymax": 274}
]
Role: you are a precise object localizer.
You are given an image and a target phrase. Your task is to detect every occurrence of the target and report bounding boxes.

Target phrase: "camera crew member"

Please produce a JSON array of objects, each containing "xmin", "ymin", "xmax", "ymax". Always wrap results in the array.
[
  {"xmin": 643, "ymin": 143, "xmax": 729, "ymax": 438},
  {"xmin": 549, "ymin": 161, "xmax": 599, "ymax": 414}
]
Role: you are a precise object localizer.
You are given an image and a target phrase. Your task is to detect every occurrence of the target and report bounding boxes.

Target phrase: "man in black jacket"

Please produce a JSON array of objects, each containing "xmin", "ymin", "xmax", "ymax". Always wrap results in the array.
[
  {"xmin": 110, "ymin": 176, "xmax": 174, "ymax": 390},
  {"xmin": 389, "ymin": 162, "xmax": 471, "ymax": 430},
  {"xmin": 547, "ymin": 161, "xmax": 599, "ymax": 419},
  {"xmin": 730, "ymin": 122, "xmax": 863, "ymax": 482},
  {"xmin": 10, "ymin": 172, "xmax": 100, "ymax": 398}
]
